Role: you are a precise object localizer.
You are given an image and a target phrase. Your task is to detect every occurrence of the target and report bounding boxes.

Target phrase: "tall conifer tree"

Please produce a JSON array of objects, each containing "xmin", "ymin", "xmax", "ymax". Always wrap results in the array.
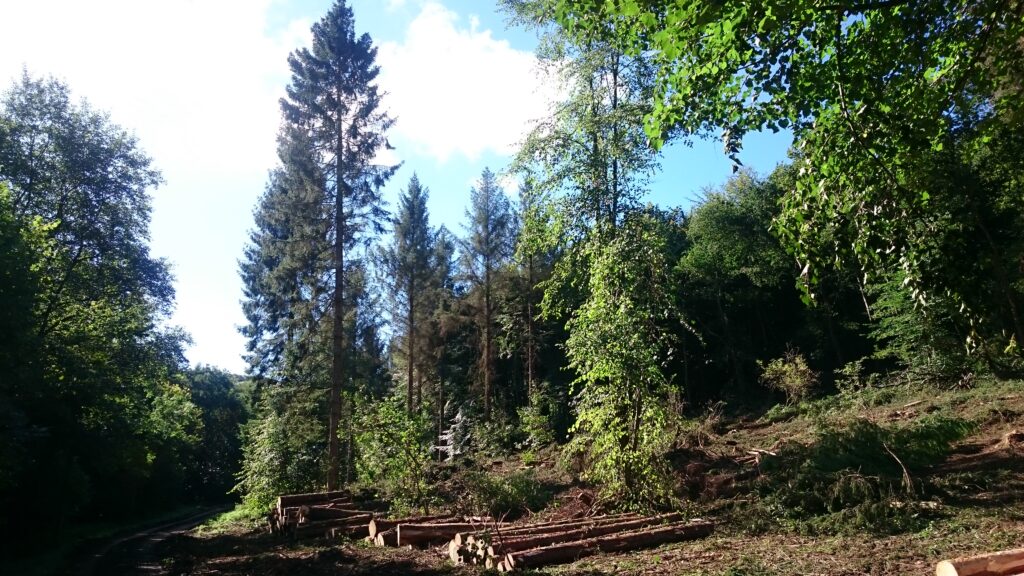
[
  {"xmin": 380, "ymin": 174, "xmax": 434, "ymax": 414},
  {"xmin": 461, "ymin": 168, "xmax": 515, "ymax": 421},
  {"xmin": 274, "ymin": 0, "xmax": 395, "ymax": 490}
]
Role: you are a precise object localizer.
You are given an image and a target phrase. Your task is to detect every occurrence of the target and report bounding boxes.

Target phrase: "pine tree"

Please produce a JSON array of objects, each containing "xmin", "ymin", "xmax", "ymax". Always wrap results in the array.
[
  {"xmin": 252, "ymin": 0, "xmax": 396, "ymax": 491},
  {"xmin": 461, "ymin": 168, "xmax": 515, "ymax": 421},
  {"xmin": 380, "ymin": 175, "xmax": 434, "ymax": 414}
]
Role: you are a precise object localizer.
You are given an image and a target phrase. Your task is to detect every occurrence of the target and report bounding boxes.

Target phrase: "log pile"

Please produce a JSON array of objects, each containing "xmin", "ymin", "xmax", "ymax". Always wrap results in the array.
[
  {"xmin": 368, "ymin": 515, "xmax": 500, "ymax": 547},
  {"xmin": 268, "ymin": 492, "xmax": 713, "ymax": 572},
  {"xmin": 444, "ymin": 513, "xmax": 713, "ymax": 571},
  {"xmin": 268, "ymin": 490, "xmax": 380, "ymax": 539}
]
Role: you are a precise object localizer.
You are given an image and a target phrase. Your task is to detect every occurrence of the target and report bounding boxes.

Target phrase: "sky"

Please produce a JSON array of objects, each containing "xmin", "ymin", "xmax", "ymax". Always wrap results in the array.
[{"xmin": 0, "ymin": 0, "xmax": 790, "ymax": 375}]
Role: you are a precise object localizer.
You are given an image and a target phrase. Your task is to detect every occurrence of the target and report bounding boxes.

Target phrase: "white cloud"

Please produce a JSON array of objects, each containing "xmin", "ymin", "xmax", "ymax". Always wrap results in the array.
[
  {"xmin": 0, "ymin": 1, "xmax": 312, "ymax": 373},
  {"xmin": 377, "ymin": 2, "xmax": 557, "ymax": 163}
]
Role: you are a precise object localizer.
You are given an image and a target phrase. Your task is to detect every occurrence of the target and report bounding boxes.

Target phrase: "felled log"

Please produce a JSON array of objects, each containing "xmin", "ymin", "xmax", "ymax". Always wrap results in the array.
[
  {"xmin": 487, "ymin": 513, "xmax": 685, "ymax": 557},
  {"xmin": 290, "ymin": 514, "xmax": 373, "ymax": 539},
  {"xmin": 500, "ymin": 519, "xmax": 714, "ymax": 571},
  {"xmin": 299, "ymin": 505, "xmax": 374, "ymax": 523},
  {"xmin": 936, "ymin": 547, "xmax": 1024, "ymax": 576},
  {"xmin": 488, "ymin": 512, "xmax": 643, "ymax": 539},
  {"xmin": 374, "ymin": 528, "xmax": 397, "ymax": 547},
  {"xmin": 368, "ymin": 514, "xmax": 456, "ymax": 539},
  {"xmin": 277, "ymin": 490, "xmax": 350, "ymax": 513},
  {"xmin": 397, "ymin": 522, "xmax": 509, "ymax": 548},
  {"xmin": 449, "ymin": 512, "xmax": 638, "ymax": 547}
]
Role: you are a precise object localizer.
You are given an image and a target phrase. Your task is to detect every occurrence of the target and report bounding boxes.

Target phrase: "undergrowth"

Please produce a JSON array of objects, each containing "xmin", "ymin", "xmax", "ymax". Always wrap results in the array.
[
  {"xmin": 460, "ymin": 469, "xmax": 553, "ymax": 519},
  {"xmin": 737, "ymin": 415, "xmax": 975, "ymax": 535},
  {"xmin": 197, "ymin": 505, "xmax": 265, "ymax": 535}
]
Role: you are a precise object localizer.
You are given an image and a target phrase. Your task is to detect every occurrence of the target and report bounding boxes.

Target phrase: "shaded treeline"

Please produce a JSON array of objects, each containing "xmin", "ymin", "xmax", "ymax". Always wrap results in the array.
[{"xmin": 0, "ymin": 74, "xmax": 248, "ymax": 554}]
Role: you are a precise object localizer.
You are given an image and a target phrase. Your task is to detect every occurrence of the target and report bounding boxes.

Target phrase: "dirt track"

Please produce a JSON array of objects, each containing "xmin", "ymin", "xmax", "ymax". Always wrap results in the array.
[{"xmin": 65, "ymin": 506, "xmax": 231, "ymax": 576}]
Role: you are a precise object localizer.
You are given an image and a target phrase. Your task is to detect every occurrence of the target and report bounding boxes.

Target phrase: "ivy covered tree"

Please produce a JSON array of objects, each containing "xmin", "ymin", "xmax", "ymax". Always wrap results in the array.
[
  {"xmin": 564, "ymin": 210, "xmax": 682, "ymax": 507},
  {"xmin": 504, "ymin": 2, "xmax": 680, "ymax": 504}
]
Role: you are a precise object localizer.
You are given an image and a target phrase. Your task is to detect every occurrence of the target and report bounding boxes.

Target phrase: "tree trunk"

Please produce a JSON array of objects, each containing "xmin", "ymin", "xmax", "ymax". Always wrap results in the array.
[
  {"xmin": 484, "ymin": 267, "xmax": 492, "ymax": 421},
  {"xmin": 501, "ymin": 520, "xmax": 714, "ymax": 571},
  {"xmin": 407, "ymin": 278, "xmax": 415, "ymax": 414},
  {"xmin": 526, "ymin": 255, "xmax": 536, "ymax": 398},
  {"xmin": 328, "ymin": 112, "xmax": 347, "ymax": 491}
]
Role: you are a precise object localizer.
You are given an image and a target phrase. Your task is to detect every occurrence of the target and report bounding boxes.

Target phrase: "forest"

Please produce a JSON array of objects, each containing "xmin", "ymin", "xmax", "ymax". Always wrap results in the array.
[{"xmin": 2, "ymin": 0, "xmax": 1023, "ymax": 574}]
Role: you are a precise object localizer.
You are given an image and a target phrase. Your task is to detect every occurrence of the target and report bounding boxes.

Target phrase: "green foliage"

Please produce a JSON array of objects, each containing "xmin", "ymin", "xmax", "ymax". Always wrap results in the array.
[
  {"xmin": 518, "ymin": 382, "xmax": 557, "ymax": 449},
  {"xmin": 546, "ymin": 0, "xmax": 1024, "ymax": 369},
  {"xmin": 197, "ymin": 505, "xmax": 266, "ymax": 535},
  {"xmin": 758, "ymin": 348, "xmax": 818, "ymax": 404},
  {"xmin": 461, "ymin": 470, "xmax": 552, "ymax": 519},
  {"xmin": 185, "ymin": 366, "xmax": 248, "ymax": 501},
  {"xmin": 472, "ymin": 418, "xmax": 525, "ymax": 458},
  {"xmin": 755, "ymin": 416, "xmax": 974, "ymax": 534},
  {"xmin": 354, "ymin": 396, "xmax": 434, "ymax": 514},
  {"xmin": 239, "ymin": 0, "xmax": 397, "ymax": 495},
  {"xmin": 235, "ymin": 387, "xmax": 326, "ymax": 511},
  {"xmin": 563, "ymin": 212, "xmax": 678, "ymax": 508},
  {"xmin": 461, "ymin": 167, "xmax": 516, "ymax": 422},
  {"xmin": 0, "ymin": 74, "xmax": 249, "ymax": 555},
  {"xmin": 379, "ymin": 174, "xmax": 440, "ymax": 414}
]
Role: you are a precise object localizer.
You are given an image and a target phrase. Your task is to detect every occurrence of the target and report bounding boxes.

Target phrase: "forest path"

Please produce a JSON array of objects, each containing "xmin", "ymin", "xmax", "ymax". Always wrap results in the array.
[{"xmin": 66, "ymin": 505, "xmax": 231, "ymax": 576}]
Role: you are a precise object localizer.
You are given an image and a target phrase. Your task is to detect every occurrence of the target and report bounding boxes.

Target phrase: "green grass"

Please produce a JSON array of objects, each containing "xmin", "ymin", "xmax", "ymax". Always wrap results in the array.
[{"xmin": 196, "ymin": 504, "xmax": 266, "ymax": 535}]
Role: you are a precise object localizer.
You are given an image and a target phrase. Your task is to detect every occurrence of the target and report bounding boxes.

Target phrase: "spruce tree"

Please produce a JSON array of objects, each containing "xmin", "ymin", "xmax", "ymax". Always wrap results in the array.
[
  {"xmin": 267, "ymin": 0, "xmax": 395, "ymax": 490},
  {"xmin": 461, "ymin": 168, "xmax": 515, "ymax": 421},
  {"xmin": 380, "ymin": 174, "xmax": 434, "ymax": 414}
]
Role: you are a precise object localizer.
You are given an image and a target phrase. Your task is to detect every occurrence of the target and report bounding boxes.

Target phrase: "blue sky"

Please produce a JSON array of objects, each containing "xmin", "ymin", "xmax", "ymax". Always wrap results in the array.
[{"xmin": 1, "ymin": 0, "xmax": 790, "ymax": 374}]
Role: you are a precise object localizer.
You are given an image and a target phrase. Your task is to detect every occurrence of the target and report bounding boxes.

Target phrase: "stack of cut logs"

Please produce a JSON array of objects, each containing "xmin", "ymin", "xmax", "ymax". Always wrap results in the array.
[
  {"xmin": 446, "ymin": 513, "xmax": 712, "ymax": 571},
  {"xmin": 270, "ymin": 492, "xmax": 714, "ymax": 572},
  {"xmin": 370, "ymin": 510, "xmax": 713, "ymax": 572},
  {"xmin": 268, "ymin": 490, "xmax": 382, "ymax": 539}
]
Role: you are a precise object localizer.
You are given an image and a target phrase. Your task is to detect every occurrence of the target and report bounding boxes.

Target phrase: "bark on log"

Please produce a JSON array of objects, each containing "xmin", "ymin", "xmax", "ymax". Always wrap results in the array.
[
  {"xmin": 368, "ymin": 514, "xmax": 457, "ymax": 539},
  {"xmin": 374, "ymin": 528, "xmax": 397, "ymax": 547},
  {"xmin": 488, "ymin": 512, "xmax": 644, "ymax": 539},
  {"xmin": 936, "ymin": 548, "xmax": 1024, "ymax": 576},
  {"xmin": 277, "ymin": 490, "xmax": 350, "ymax": 513},
  {"xmin": 503, "ymin": 519, "xmax": 714, "ymax": 570},
  {"xmin": 397, "ymin": 522, "xmax": 509, "ymax": 548},
  {"xmin": 301, "ymin": 506, "xmax": 374, "ymax": 522},
  {"xmin": 449, "ymin": 513, "xmax": 639, "ymax": 547},
  {"xmin": 487, "ymin": 513, "xmax": 685, "ymax": 557},
  {"xmin": 291, "ymin": 514, "xmax": 373, "ymax": 539}
]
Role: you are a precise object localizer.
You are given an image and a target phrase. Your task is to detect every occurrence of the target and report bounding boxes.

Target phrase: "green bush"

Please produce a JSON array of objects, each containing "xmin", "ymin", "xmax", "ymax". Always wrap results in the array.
[
  {"xmin": 758, "ymin": 348, "xmax": 818, "ymax": 404},
  {"xmin": 354, "ymin": 396, "xmax": 434, "ymax": 515},
  {"xmin": 461, "ymin": 470, "xmax": 552, "ymax": 519}
]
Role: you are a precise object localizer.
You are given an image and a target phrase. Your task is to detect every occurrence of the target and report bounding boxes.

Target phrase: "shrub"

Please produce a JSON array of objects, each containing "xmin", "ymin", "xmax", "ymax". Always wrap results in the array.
[
  {"xmin": 758, "ymin": 348, "xmax": 818, "ymax": 404},
  {"xmin": 354, "ymin": 396, "xmax": 434, "ymax": 514},
  {"xmin": 461, "ymin": 470, "xmax": 552, "ymax": 520}
]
